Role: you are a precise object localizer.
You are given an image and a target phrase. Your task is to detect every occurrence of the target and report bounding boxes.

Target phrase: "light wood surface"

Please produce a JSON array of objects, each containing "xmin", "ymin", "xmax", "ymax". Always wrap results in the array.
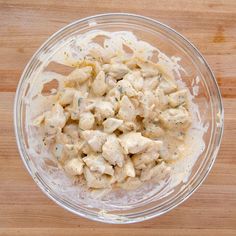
[{"xmin": 0, "ymin": 0, "xmax": 236, "ymax": 235}]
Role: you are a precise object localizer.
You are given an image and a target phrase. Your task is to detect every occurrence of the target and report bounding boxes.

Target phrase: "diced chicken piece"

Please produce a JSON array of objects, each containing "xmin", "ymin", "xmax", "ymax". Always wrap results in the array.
[
  {"xmin": 155, "ymin": 88, "xmax": 169, "ymax": 110},
  {"xmin": 117, "ymin": 95, "xmax": 136, "ymax": 121},
  {"xmin": 168, "ymin": 89, "xmax": 188, "ymax": 107},
  {"xmin": 63, "ymin": 143, "xmax": 83, "ymax": 156},
  {"xmin": 143, "ymin": 122, "xmax": 164, "ymax": 138},
  {"xmin": 111, "ymin": 159, "xmax": 135, "ymax": 183},
  {"xmin": 67, "ymin": 66, "xmax": 92, "ymax": 84},
  {"xmin": 67, "ymin": 91, "xmax": 88, "ymax": 120},
  {"xmin": 105, "ymin": 76, "xmax": 117, "ymax": 89},
  {"xmin": 91, "ymin": 71, "xmax": 108, "ymax": 96},
  {"xmin": 116, "ymin": 80, "xmax": 137, "ymax": 97},
  {"xmin": 118, "ymin": 121, "xmax": 140, "ymax": 133},
  {"xmin": 125, "ymin": 57, "xmax": 139, "ymax": 70},
  {"xmin": 159, "ymin": 107, "xmax": 191, "ymax": 130},
  {"xmin": 59, "ymin": 88, "xmax": 75, "ymax": 106},
  {"xmin": 103, "ymin": 118, "xmax": 123, "ymax": 133},
  {"xmin": 84, "ymin": 59, "xmax": 102, "ymax": 76},
  {"xmin": 107, "ymin": 87, "xmax": 121, "ymax": 101},
  {"xmin": 118, "ymin": 177, "xmax": 143, "ymax": 190},
  {"xmin": 106, "ymin": 87, "xmax": 121, "ymax": 112},
  {"xmin": 103, "ymin": 63, "xmax": 129, "ymax": 80},
  {"xmin": 81, "ymin": 142, "xmax": 93, "ymax": 155},
  {"xmin": 79, "ymin": 111, "xmax": 95, "ymax": 130},
  {"xmin": 89, "ymin": 46, "xmax": 106, "ymax": 62},
  {"xmin": 140, "ymin": 162, "xmax": 171, "ymax": 181},
  {"xmin": 139, "ymin": 91, "xmax": 156, "ymax": 119},
  {"xmin": 132, "ymin": 140, "xmax": 162, "ymax": 169},
  {"xmin": 102, "ymin": 135, "xmax": 124, "ymax": 167},
  {"xmin": 136, "ymin": 58, "xmax": 160, "ymax": 78},
  {"xmin": 95, "ymin": 101, "xmax": 114, "ymax": 120},
  {"xmin": 83, "ymin": 154, "xmax": 114, "ymax": 176},
  {"xmin": 123, "ymin": 71, "xmax": 144, "ymax": 91},
  {"xmin": 143, "ymin": 139, "xmax": 162, "ymax": 154},
  {"xmin": 114, "ymin": 166, "xmax": 126, "ymax": 183},
  {"xmin": 64, "ymin": 111, "xmax": 70, "ymax": 120},
  {"xmin": 119, "ymin": 132, "xmax": 151, "ymax": 154},
  {"xmin": 81, "ymin": 130, "xmax": 107, "ymax": 152},
  {"xmin": 44, "ymin": 103, "xmax": 66, "ymax": 135},
  {"xmin": 63, "ymin": 123, "xmax": 79, "ymax": 141},
  {"xmin": 158, "ymin": 76, "xmax": 177, "ymax": 94},
  {"xmin": 143, "ymin": 76, "xmax": 160, "ymax": 91},
  {"xmin": 130, "ymin": 97, "xmax": 140, "ymax": 108},
  {"xmin": 77, "ymin": 81, "xmax": 89, "ymax": 95},
  {"xmin": 64, "ymin": 158, "xmax": 84, "ymax": 176},
  {"xmin": 142, "ymin": 68, "xmax": 159, "ymax": 78},
  {"xmin": 142, "ymin": 118, "xmax": 164, "ymax": 138},
  {"xmin": 124, "ymin": 158, "xmax": 135, "ymax": 177},
  {"xmin": 141, "ymin": 91, "xmax": 156, "ymax": 105},
  {"xmin": 52, "ymin": 142, "xmax": 84, "ymax": 163},
  {"xmin": 83, "ymin": 167, "xmax": 112, "ymax": 189}
]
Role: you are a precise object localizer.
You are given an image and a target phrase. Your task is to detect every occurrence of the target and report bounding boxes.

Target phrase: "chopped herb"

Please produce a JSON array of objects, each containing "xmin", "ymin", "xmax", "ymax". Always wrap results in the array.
[
  {"xmin": 50, "ymin": 125, "xmax": 55, "ymax": 128},
  {"xmin": 153, "ymin": 120, "xmax": 159, "ymax": 125},
  {"xmin": 78, "ymin": 97, "xmax": 82, "ymax": 106},
  {"xmin": 118, "ymin": 87, "xmax": 123, "ymax": 94},
  {"xmin": 157, "ymin": 72, "xmax": 162, "ymax": 79}
]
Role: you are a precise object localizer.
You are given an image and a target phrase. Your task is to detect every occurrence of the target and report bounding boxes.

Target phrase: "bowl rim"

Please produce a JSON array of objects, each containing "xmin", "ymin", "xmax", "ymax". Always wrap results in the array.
[{"xmin": 14, "ymin": 12, "xmax": 224, "ymax": 224}]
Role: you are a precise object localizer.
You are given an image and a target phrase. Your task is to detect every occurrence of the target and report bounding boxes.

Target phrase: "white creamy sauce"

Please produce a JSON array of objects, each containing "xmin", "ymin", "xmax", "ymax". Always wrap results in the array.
[{"xmin": 24, "ymin": 30, "xmax": 207, "ymax": 211}]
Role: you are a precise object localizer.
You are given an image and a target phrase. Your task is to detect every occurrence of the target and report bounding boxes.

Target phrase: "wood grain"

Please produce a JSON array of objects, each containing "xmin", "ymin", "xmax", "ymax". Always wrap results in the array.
[{"xmin": 0, "ymin": 0, "xmax": 236, "ymax": 235}]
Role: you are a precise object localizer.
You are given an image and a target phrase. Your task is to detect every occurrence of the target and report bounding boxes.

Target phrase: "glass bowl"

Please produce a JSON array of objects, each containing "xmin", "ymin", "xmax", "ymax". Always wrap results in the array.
[{"xmin": 14, "ymin": 13, "xmax": 224, "ymax": 223}]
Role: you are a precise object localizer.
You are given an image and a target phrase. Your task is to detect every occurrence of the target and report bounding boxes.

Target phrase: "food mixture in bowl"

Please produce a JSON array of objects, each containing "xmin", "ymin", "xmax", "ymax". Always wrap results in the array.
[{"xmin": 27, "ymin": 30, "xmax": 205, "ymax": 200}]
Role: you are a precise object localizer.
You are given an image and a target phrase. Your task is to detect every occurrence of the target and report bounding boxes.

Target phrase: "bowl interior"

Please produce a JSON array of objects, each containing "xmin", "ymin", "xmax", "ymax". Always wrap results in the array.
[{"xmin": 14, "ymin": 13, "xmax": 223, "ymax": 223}]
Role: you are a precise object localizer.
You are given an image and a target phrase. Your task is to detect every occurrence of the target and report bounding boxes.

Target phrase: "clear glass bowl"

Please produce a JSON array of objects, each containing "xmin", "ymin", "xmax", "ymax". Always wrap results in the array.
[{"xmin": 14, "ymin": 13, "xmax": 224, "ymax": 223}]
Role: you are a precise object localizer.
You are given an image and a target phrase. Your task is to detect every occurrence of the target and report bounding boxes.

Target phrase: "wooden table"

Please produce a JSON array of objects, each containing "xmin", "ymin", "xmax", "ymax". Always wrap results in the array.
[{"xmin": 0, "ymin": 0, "xmax": 236, "ymax": 235}]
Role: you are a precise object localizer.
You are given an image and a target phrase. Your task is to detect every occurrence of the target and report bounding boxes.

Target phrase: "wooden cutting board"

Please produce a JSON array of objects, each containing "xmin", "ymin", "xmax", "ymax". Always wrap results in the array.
[{"xmin": 0, "ymin": 0, "xmax": 236, "ymax": 235}]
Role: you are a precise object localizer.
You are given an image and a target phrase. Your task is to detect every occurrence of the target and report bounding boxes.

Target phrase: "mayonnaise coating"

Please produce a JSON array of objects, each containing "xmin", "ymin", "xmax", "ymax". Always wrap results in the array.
[{"xmin": 32, "ymin": 30, "xmax": 195, "ymax": 192}]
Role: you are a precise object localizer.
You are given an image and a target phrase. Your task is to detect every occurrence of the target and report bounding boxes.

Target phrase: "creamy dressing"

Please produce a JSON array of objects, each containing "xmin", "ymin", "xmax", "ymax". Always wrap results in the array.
[{"xmin": 24, "ymin": 30, "xmax": 206, "ymax": 210}]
